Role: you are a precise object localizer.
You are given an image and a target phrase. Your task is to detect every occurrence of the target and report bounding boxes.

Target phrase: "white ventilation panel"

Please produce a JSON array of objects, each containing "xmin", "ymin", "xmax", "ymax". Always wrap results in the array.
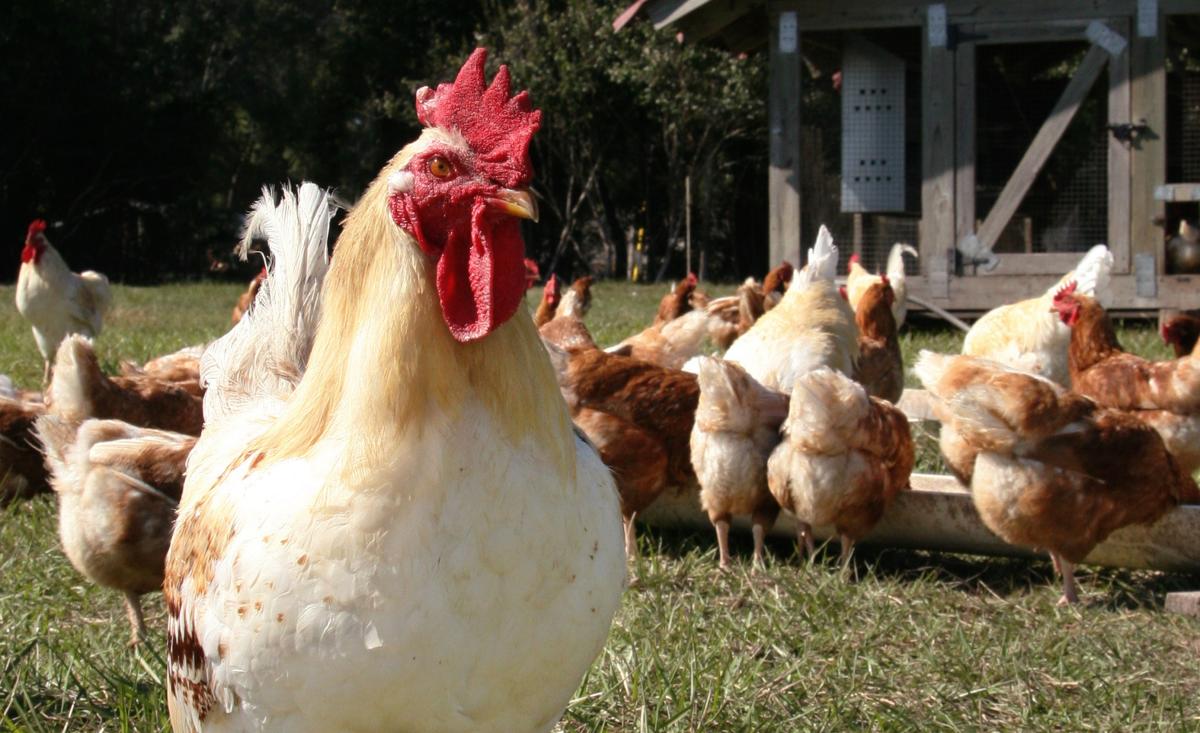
[{"xmin": 841, "ymin": 39, "xmax": 906, "ymax": 213}]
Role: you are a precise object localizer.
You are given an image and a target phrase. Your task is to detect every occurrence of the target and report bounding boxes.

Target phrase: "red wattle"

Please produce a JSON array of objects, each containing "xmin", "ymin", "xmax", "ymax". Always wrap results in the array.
[
  {"xmin": 435, "ymin": 200, "xmax": 526, "ymax": 342},
  {"xmin": 20, "ymin": 243, "xmax": 39, "ymax": 264}
]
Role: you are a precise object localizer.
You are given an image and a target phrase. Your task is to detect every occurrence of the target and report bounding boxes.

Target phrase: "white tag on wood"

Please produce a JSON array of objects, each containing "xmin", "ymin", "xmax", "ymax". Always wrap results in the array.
[
  {"xmin": 927, "ymin": 4, "xmax": 947, "ymax": 48},
  {"xmin": 779, "ymin": 12, "xmax": 797, "ymax": 54}
]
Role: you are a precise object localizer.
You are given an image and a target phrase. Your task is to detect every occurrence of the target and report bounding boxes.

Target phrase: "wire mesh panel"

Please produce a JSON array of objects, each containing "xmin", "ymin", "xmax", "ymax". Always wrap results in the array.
[
  {"xmin": 974, "ymin": 42, "xmax": 1109, "ymax": 255},
  {"xmin": 1179, "ymin": 72, "xmax": 1200, "ymax": 183},
  {"xmin": 841, "ymin": 39, "xmax": 906, "ymax": 213}
]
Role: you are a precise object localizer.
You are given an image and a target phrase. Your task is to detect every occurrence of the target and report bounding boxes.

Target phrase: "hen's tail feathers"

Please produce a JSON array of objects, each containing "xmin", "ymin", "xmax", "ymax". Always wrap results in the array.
[
  {"xmin": 79, "ymin": 271, "xmax": 113, "ymax": 320},
  {"xmin": 34, "ymin": 414, "xmax": 74, "ymax": 488},
  {"xmin": 886, "ymin": 244, "xmax": 919, "ymax": 280},
  {"xmin": 1050, "ymin": 244, "xmax": 1113, "ymax": 304},
  {"xmin": 201, "ymin": 183, "xmax": 337, "ymax": 423},
  {"xmin": 793, "ymin": 225, "xmax": 838, "ymax": 292},
  {"xmin": 784, "ymin": 367, "xmax": 869, "ymax": 453},
  {"xmin": 47, "ymin": 335, "xmax": 103, "ymax": 424},
  {"xmin": 696, "ymin": 357, "xmax": 788, "ymax": 435}
]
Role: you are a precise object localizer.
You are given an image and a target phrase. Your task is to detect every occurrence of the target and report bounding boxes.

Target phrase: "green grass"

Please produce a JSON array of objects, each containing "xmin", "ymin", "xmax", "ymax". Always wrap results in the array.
[{"xmin": 2, "ymin": 281, "xmax": 1198, "ymax": 731}]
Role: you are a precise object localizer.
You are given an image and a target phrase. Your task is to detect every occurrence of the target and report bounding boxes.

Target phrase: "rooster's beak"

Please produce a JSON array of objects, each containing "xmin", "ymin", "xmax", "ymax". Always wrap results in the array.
[{"xmin": 492, "ymin": 189, "xmax": 539, "ymax": 223}]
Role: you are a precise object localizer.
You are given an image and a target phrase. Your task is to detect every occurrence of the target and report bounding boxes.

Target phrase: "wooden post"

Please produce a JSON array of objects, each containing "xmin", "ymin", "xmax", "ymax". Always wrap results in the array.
[
  {"xmin": 921, "ymin": 8, "xmax": 955, "ymax": 299},
  {"xmin": 954, "ymin": 32, "xmax": 976, "ymax": 252},
  {"xmin": 1130, "ymin": 13, "xmax": 1166, "ymax": 274},
  {"xmin": 1108, "ymin": 18, "xmax": 1132, "ymax": 273},
  {"xmin": 976, "ymin": 43, "xmax": 1111, "ymax": 252},
  {"xmin": 685, "ymin": 174, "xmax": 692, "ymax": 275},
  {"xmin": 769, "ymin": 10, "xmax": 803, "ymax": 268}
]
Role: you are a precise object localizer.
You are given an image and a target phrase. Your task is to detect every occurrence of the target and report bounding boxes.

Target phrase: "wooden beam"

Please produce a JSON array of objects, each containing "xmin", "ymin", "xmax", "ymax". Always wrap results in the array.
[
  {"xmin": 768, "ymin": 10, "xmax": 802, "ymax": 267},
  {"xmin": 921, "ymin": 10, "xmax": 955, "ymax": 299},
  {"xmin": 975, "ymin": 44, "xmax": 1111, "ymax": 253},
  {"xmin": 902, "ymin": 272, "xmax": 1200, "ymax": 313},
  {"xmin": 669, "ymin": 0, "xmax": 754, "ymax": 42},
  {"xmin": 954, "ymin": 33, "xmax": 976, "ymax": 251},
  {"xmin": 1108, "ymin": 18, "xmax": 1132, "ymax": 273},
  {"xmin": 764, "ymin": 0, "xmax": 1137, "ymax": 31},
  {"xmin": 1130, "ymin": 18, "xmax": 1166, "ymax": 274}
]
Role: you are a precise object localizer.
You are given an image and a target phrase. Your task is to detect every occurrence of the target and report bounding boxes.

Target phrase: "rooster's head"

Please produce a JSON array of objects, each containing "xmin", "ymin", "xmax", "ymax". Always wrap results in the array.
[
  {"xmin": 22, "ymin": 219, "xmax": 48, "ymax": 264},
  {"xmin": 387, "ymin": 48, "xmax": 541, "ymax": 343}
]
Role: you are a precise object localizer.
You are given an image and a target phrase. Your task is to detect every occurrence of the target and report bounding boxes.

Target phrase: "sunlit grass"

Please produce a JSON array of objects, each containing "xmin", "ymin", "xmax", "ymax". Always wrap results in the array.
[{"xmin": 1, "ymin": 279, "xmax": 1196, "ymax": 731}]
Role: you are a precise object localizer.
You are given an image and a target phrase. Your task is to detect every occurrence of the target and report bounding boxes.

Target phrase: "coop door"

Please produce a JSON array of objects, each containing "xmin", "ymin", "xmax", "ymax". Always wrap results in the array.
[
  {"xmin": 954, "ymin": 19, "xmax": 1132, "ymax": 275},
  {"xmin": 841, "ymin": 39, "xmax": 905, "ymax": 213}
]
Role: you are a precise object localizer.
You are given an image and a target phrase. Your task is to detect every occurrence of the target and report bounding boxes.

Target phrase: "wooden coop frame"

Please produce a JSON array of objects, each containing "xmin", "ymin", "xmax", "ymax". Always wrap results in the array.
[{"xmin": 621, "ymin": 0, "xmax": 1200, "ymax": 316}]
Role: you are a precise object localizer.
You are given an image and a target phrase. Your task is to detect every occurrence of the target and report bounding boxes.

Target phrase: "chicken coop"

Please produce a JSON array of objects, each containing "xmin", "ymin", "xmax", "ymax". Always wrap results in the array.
[{"xmin": 618, "ymin": 0, "xmax": 1200, "ymax": 315}]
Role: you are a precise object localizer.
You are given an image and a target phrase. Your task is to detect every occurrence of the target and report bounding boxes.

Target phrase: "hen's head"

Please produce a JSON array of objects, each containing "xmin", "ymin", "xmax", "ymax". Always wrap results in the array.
[
  {"xmin": 1051, "ymin": 281, "xmax": 1083, "ymax": 326},
  {"xmin": 543, "ymin": 273, "xmax": 561, "ymax": 308},
  {"xmin": 22, "ymin": 219, "xmax": 48, "ymax": 264},
  {"xmin": 387, "ymin": 48, "xmax": 541, "ymax": 342}
]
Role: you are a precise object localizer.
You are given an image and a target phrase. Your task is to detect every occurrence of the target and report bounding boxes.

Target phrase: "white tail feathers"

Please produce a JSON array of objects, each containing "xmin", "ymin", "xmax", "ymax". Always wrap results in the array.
[
  {"xmin": 201, "ymin": 183, "xmax": 337, "ymax": 423},
  {"xmin": 911, "ymin": 349, "xmax": 952, "ymax": 398},
  {"xmin": 793, "ymin": 225, "xmax": 838, "ymax": 292},
  {"xmin": 886, "ymin": 243, "xmax": 919, "ymax": 280},
  {"xmin": 1050, "ymin": 244, "xmax": 1113, "ymax": 305}
]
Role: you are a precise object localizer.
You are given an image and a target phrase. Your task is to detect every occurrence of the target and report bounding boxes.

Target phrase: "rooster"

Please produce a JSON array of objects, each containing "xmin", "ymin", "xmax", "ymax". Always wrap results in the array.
[
  {"xmin": 1056, "ymin": 288, "xmax": 1200, "ymax": 474},
  {"xmin": 723, "ymin": 225, "xmax": 859, "ymax": 393},
  {"xmin": 962, "ymin": 245, "xmax": 1112, "ymax": 385},
  {"xmin": 916, "ymin": 350, "xmax": 1197, "ymax": 604},
  {"xmin": 230, "ymin": 267, "xmax": 267, "ymax": 325},
  {"xmin": 37, "ymin": 415, "xmax": 194, "ymax": 645},
  {"xmin": 533, "ymin": 273, "xmax": 561, "ymax": 327},
  {"xmin": 852, "ymin": 279, "xmax": 904, "ymax": 403},
  {"xmin": 767, "ymin": 368, "xmax": 913, "ymax": 567},
  {"xmin": 48, "ymin": 336, "xmax": 204, "ymax": 435},
  {"xmin": 845, "ymin": 244, "xmax": 918, "ymax": 328},
  {"xmin": 15, "ymin": 220, "xmax": 112, "ymax": 384},
  {"xmin": 690, "ymin": 357, "xmax": 788, "ymax": 568},
  {"xmin": 163, "ymin": 51, "xmax": 624, "ymax": 733}
]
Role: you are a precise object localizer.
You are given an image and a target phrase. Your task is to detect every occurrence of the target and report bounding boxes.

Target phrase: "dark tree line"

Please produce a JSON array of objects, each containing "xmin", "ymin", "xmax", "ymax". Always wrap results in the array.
[{"xmin": 0, "ymin": 0, "xmax": 766, "ymax": 283}]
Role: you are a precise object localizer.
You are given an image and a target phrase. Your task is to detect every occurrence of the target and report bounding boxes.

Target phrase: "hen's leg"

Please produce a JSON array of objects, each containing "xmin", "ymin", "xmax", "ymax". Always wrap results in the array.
[
  {"xmin": 750, "ymin": 503, "xmax": 780, "ymax": 572},
  {"xmin": 712, "ymin": 515, "xmax": 732, "ymax": 570},
  {"xmin": 622, "ymin": 512, "xmax": 638, "ymax": 560},
  {"xmin": 124, "ymin": 591, "xmax": 147, "ymax": 647},
  {"xmin": 795, "ymin": 521, "xmax": 814, "ymax": 560},
  {"xmin": 1053, "ymin": 553, "xmax": 1080, "ymax": 605}
]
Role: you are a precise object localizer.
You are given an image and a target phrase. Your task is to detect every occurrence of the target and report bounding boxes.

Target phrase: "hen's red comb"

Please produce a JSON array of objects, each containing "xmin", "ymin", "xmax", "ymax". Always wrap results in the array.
[
  {"xmin": 685, "ymin": 272, "xmax": 698, "ymax": 287},
  {"xmin": 848, "ymin": 253, "xmax": 861, "ymax": 268},
  {"xmin": 26, "ymin": 220, "xmax": 47, "ymax": 239},
  {"xmin": 415, "ymin": 48, "xmax": 542, "ymax": 189},
  {"xmin": 544, "ymin": 273, "xmax": 559, "ymax": 295}
]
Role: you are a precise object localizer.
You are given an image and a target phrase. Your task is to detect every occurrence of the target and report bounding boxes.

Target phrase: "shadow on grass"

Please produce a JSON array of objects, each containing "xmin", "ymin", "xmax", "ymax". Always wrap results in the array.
[{"xmin": 637, "ymin": 524, "xmax": 1200, "ymax": 610}]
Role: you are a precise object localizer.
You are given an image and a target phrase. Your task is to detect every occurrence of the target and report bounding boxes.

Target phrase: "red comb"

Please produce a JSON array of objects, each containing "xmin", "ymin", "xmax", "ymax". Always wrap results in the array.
[
  {"xmin": 415, "ymin": 48, "xmax": 542, "ymax": 189},
  {"xmin": 1054, "ymin": 281, "xmax": 1078, "ymax": 301},
  {"xmin": 543, "ymin": 273, "xmax": 559, "ymax": 294},
  {"xmin": 880, "ymin": 274, "xmax": 889, "ymax": 286},
  {"xmin": 26, "ymin": 220, "xmax": 47, "ymax": 238},
  {"xmin": 838, "ymin": 285, "xmax": 848, "ymax": 301},
  {"xmin": 685, "ymin": 272, "xmax": 698, "ymax": 286},
  {"xmin": 848, "ymin": 253, "xmax": 861, "ymax": 268}
]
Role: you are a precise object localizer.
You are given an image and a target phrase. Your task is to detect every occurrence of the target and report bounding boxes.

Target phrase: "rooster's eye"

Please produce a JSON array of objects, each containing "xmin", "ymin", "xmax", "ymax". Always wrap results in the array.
[{"xmin": 428, "ymin": 157, "xmax": 453, "ymax": 179}]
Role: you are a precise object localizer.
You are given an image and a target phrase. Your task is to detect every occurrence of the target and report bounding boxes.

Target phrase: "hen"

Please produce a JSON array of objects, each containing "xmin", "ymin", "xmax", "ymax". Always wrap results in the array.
[
  {"xmin": 766, "ymin": 368, "xmax": 913, "ymax": 566},
  {"xmin": 556, "ymin": 275, "xmax": 594, "ymax": 320},
  {"xmin": 0, "ymin": 395, "xmax": 49, "ymax": 505},
  {"xmin": 37, "ymin": 415, "xmax": 194, "ymax": 645},
  {"xmin": 120, "ymin": 344, "xmax": 205, "ymax": 393},
  {"xmin": 48, "ymin": 336, "xmax": 204, "ymax": 435},
  {"xmin": 607, "ymin": 308, "xmax": 717, "ymax": 370},
  {"xmin": 164, "ymin": 51, "xmax": 623, "ymax": 733},
  {"xmin": 761, "ymin": 261, "xmax": 794, "ymax": 311},
  {"xmin": 654, "ymin": 273, "xmax": 698, "ymax": 325},
  {"xmin": 723, "ymin": 226, "xmax": 859, "ymax": 392},
  {"xmin": 532, "ymin": 273, "xmax": 561, "ymax": 327},
  {"xmin": 16, "ymin": 220, "xmax": 113, "ymax": 384},
  {"xmin": 1161, "ymin": 310, "xmax": 1200, "ymax": 358},
  {"xmin": 845, "ymin": 244, "xmax": 918, "ymax": 328},
  {"xmin": 230, "ymin": 267, "xmax": 267, "ymax": 325},
  {"xmin": 1056, "ymin": 288, "xmax": 1200, "ymax": 473},
  {"xmin": 852, "ymin": 279, "xmax": 904, "ymax": 403},
  {"xmin": 962, "ymin": 244, "xmax": 1112, "ymax": 385},
  {"xmin": 543, "ymin": 318, "xmax": 699, "ymax": 558},
  {"xmin": 690, "ymin": 357, "xmax": 788, "ymax": 568},
  {"xmin": 915, "ymin": 350, "xmax": 1197, "ymax": 604}
]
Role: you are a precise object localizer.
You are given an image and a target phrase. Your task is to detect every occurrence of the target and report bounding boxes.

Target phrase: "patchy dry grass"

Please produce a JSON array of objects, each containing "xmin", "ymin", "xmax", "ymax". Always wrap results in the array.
[{"xmin": 1, "ymin": 280, "xmax": 1197, "ymax": 732}]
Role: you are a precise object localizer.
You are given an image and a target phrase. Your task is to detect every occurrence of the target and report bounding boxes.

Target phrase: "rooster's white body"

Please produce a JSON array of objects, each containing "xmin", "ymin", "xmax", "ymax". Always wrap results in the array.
[{"xmin": 166, "ymin": 178, "xmax": 624, "ymax": 732}]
